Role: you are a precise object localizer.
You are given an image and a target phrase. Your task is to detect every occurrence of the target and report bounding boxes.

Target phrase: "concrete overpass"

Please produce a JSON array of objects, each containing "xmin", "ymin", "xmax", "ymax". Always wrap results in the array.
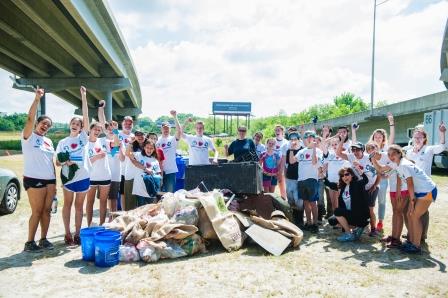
[
  {"xmin": 304, "ymin": 91, "xmax": 448, "ymax": 145},
  {"xmin": 0, "ymin": 0, "xmax": 141, "ymax": 120},
  {"xmin": 441, "ymin": 18, "xmax": 448, "ymax": 89}
]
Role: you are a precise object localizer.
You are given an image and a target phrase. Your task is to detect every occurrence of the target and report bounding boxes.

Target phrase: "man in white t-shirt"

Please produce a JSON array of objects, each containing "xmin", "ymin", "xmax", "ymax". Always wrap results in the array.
[
  {"xmin": 156, "ymin": 110, "xmax": 182, "ymax": 192},
  {"xmin": 182, "ymin": 119, "xmax": 218, "ymax": 165}
]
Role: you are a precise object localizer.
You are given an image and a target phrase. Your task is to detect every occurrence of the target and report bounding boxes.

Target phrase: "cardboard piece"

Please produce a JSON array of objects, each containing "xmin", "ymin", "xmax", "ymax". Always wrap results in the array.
[{"xmin": 245, "ymin": 224, "xmax": 291, "ymax": 256}]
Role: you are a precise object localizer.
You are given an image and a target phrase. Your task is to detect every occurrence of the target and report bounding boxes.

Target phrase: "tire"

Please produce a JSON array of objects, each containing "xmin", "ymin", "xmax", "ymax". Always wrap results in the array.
[{"xmin": 0, "ymin": 182, "xmax": 19, "ymax": 214}]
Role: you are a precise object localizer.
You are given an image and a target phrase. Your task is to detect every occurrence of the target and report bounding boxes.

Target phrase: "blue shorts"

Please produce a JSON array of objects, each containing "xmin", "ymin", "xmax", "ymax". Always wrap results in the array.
[
  {"xmin": 263, "ymin": 174, "xmax": 278, "ymax": 188},
  {"xmin": 298, "ymin": 178, "xmax": 319, "ymax": 202},
  {"xmin": 415, "ymin": 187, "xmax": 437, "ymax": 202},
  {"xmin": 64, "ymin": 178, "xmax": 90, "ymax": 193}
]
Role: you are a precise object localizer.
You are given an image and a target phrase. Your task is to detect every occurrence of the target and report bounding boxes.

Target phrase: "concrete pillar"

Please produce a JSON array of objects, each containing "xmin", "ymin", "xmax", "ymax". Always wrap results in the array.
[
  {"xmin": 105, "ymin": 90, "xmax": 113, "ymax": 121},
  {"xmin": 38, "ymin": 93, "xmax": 46, "ymax": 117}
]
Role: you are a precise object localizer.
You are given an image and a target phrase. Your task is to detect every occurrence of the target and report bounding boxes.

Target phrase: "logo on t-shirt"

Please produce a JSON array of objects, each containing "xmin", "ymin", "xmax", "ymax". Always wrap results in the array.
[
  {"xmin": 71, "ymin": 143, "xmax": 78, "ymax": 149},
  {"xmin": 305, "ymin": 153, "xmax": 310, "ymax": 159}
]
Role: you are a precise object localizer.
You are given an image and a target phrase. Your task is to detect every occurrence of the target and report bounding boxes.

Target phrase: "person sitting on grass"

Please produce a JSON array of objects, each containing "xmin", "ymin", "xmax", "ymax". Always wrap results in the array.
[{"xmin": 325, "ymin": 165, "xmax": 370, "ymax": 242}]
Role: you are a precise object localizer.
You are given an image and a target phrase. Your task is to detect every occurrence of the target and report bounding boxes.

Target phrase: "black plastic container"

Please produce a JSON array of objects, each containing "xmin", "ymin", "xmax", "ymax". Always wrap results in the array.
[{"xmin": 185, "ymin": 161, "xmax": 263, "ymax": 194}]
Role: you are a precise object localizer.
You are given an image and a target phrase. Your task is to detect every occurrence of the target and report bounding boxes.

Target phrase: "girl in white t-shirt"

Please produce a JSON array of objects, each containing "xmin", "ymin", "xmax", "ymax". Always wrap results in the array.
[
  {"xmin": 365, "ymin": 113, "xmax": 395, "ymax": 232},
  {"xmin": 130, "ymin": 140, "xmax": 162, "ymax": 206},
  {"xmin": 22, "ymin": 88, "xmax": 56, "ymax": 252},
  {"xmin": 123, "ymin": 131, "xmax": 146, "ymax": 210},
  {"xmin": 104, "ymin": 120, "xmax": 125, "ymax": 218},
  {"xmin": 56, "ymin": 86, "xmax": 90, "ymax": 246},
  {"xmin": 381, "ymin": 145, "xmax": 437, "ymax": 254}
]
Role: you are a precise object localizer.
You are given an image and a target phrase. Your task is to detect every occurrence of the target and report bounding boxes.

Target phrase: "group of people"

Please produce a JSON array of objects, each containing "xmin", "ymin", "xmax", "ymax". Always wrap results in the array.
[
  {"xmin": 22, "ymin": 87, "xmax": 218, "ymax": 252},
  {"xmin": 224, "ymin": 114, "xmax": 446, "ymax": 254},
  {"xmin": 22, "ymin": 87, "xmax": 446, "ymax": 255}
]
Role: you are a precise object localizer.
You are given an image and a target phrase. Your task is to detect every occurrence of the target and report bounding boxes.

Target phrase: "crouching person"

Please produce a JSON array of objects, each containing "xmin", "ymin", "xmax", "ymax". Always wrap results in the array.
[
  {"xmin": 130, "ymin": 139, "xmax": 162, "ymax": 206},
  {"xmin": 325, "ymin": 165, "xmax": 370, "ymax": 242}
]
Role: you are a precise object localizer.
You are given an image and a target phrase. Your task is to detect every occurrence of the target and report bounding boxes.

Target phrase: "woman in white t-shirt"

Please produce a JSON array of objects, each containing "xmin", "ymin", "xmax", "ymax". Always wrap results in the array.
[
  {"xmin": 385, "ymin": 145, "xmax": 437, "ymax": 254},
  {"xmin": 104, "ymin": 120, "xmax": 125, "ymax": 218},
  {"xmin": 353, "ymin": 113, "xmax": 395, "ymax": 233},
  {"xmin": 130, "ymin": 140, "xmax": 162, "ymax": 206},
  {"xmin": 55, "ymin": 86, "xmax": 90, "ymax": 246},
  {"xmin": 22, "ymin": 88, "xmax": 56, "ymax": 252},
  {"xmin": 123, "ymin": 131, "xmax": 146, "ymax": 210}
]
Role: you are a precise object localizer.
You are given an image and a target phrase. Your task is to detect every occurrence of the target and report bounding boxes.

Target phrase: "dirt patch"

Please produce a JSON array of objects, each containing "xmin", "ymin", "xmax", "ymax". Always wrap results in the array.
[{"xmin": 0, "ymin": 155, "xmax": 447, "ymax": 297}]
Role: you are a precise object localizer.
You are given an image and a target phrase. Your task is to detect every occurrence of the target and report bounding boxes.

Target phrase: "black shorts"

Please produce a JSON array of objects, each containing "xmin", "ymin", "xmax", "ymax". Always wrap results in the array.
[
  {"xmin": 108, "ymin": 181, "xmax": 120, "ymax": 200},
  {"xmin": 119, "ymin": 175, "xmax": 125, "ymax": 195},
  {"xmin": 90, "ymin": 180, "xmax": 111, "ymax": 186},
  {"xmin": 23, "ymin": 177, "xmax": 56, "ymax": 191},
  {"xmin": 366, "ymin": 187, "xmax": 379, "ymax": 207}
]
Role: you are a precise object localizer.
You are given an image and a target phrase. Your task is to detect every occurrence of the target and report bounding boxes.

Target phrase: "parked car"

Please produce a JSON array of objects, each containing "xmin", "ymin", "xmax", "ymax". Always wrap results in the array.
[{"xmin": 0, "ymin": 168, "xmax": 21, "ymax": 214}]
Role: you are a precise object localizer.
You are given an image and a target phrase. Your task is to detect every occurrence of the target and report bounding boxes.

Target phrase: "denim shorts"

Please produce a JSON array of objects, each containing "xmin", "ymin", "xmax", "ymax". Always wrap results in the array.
[
  {"xmin": 298, "ymin": 178, "xmax": 319, "ymax": 202},
  {"xmin": 263, "ymin": 174, "xmax": 278, "ymax": 188}
]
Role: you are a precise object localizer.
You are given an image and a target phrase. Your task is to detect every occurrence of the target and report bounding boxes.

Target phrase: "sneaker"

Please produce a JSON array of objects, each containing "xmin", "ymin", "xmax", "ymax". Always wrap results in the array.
[
  {"xmin": 310, "ymin": 224, "xmax": 319, "ymax": 234},
  {"xmin": 386, "ymin": 239, "xmax": 402, "ymax": 249},
  {"xmin": 73, "ymin": 234, "xmax": 81, "ymax": 245},
  {"xmin": 303, "ymin": 223, "xmax": 312, "ymax": 231},
  {"xmin": 38, "ymin": 238, "xmax": 54, "ymax": 250},
  {"xmin": 24, "ymin": 241, "xmax": 43, "ymax": 253},
  {"xmin": 380, "ymin": 235, "xmax": 393, "ymax": 243},
  {"xmin": 399, "ymin": 240, "xmax": 413, "ymax": 251},
  {"xmin": 369, "ymin": 228, "xmax": 379, "ymax": 237},
  {"xmin": 337, "ymin": 232, "xmax": 355, "ymax": 242},
  {"xmin": 353, "ymin": 227, "xmax": 365, "ymax": 240},
  {"xmin": 401, "ymin": 243, "xmax": 422, "ymax": 254},
  {"xmin": 376, "ymin": 222, "xmax": 384, "ymax": 233},
  {"xmin": 324, "ymin": 212, "xmax": 333, "ymax": 220}
]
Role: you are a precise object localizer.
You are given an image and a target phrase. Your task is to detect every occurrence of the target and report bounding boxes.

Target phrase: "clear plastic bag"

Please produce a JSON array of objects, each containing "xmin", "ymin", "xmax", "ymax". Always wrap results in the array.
[
  {"xmin": 137, "ymin": 243, "xmax": 161, "ymax": 263},
  {"xmin": 160, "ymin": 241, "xmax": 187, "ymax": 259},
  {"xmin": 119, "ymin": 243, "xmax": 140, "ymax": 262},
  {"xmin": 171, "ymin": 206, "xmax": 199, "ymax": 226}
]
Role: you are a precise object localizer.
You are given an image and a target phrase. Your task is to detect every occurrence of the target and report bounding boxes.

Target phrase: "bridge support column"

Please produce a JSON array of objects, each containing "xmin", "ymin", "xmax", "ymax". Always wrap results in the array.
[
  {"xmin": 38, "ymin": 93, "xmax": 46, "ymax": 117},
  {"xmin": 104, "ymin": 90, "xmax": 113, "ymax": 121}
]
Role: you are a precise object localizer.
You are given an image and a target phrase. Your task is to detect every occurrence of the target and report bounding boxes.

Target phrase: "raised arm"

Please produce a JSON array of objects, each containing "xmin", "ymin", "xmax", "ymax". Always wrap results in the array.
[
  {"xmin": 98, "ymin": 100, "xmax": 106, "ymax": 130},
  {"xmin": 170, "ymin": 110, "xmax": 182, "ymax": 140},
  {"xmin": 387, "ymin": 112, "xmax": 395, "ymax": 145},
  {"xmin": 336, "ymin": 137, "xmax": 348, "ymax": 160},
  {"xmin": 311, "ymin": 142, "xmax": 318, "ymax": 165},
  {"xmin": 370, "ymin": 153, "xmax": 392, "ymax": 174},
  {"xmin": 23, "ymin": 88, "xmax": 45, "ymax": 140},
  {"xmin": 439, "ymin": 121, "xmax": 446, "ymax": 146},
  {"xmin": 351, "ymin": 123, "xmax": 358, "ymax": 144},
  {"xmin": 80, "ymin": 86, "xmax": 89, "ymax": 132},
  {"xmin": 181, "ymin": 117, "xmax": 193, "ymax": 138}
]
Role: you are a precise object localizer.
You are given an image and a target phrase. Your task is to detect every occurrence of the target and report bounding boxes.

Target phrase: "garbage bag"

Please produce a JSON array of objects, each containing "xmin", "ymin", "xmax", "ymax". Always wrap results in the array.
[
  {"xmin": 171, "ymin": 206, "xmax": 199, "ymax": 226},
  {"xmin": 136, "ymin": 240, "xmax": 164, "ymax": 263},
  {"xmin": 119, "ymin": 243, "xmax": 140, "ymax": 262},
  {"xmin": 160, "ymin": 241, "xmax": 188, "ymax": 259},
  {"xmin": 179, "ymin": 234, "xmax": 206, "ymax": 256},
  {"xmin": 198, "ymin": 207, "xmax": 218, "ymax": 240}
]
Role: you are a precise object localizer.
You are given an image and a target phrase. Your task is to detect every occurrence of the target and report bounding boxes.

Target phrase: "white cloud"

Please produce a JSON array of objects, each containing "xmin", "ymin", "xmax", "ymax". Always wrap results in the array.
[{"xmin": 0, "ymin": 0, "xmax": 446, "ymax": 121}]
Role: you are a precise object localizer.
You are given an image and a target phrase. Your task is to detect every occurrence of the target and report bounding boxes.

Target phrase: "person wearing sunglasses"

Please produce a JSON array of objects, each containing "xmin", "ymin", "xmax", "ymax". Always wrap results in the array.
[
  {"xmin": 337, "ymin": 140, "xmax": 380, "ymax": 237},
  {"xmin": 325, "ymin": 165, "xmax": 370, "ymax": 242},
  {"xmin": 224, "ymin": 126, "xmax": 256, "ymax": 162}
]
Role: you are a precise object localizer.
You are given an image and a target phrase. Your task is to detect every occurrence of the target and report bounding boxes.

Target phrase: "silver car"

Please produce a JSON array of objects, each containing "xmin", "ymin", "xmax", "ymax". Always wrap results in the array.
[{"xmin": 0, "ymin": 168, "xmax": 21, "ymax": 214}]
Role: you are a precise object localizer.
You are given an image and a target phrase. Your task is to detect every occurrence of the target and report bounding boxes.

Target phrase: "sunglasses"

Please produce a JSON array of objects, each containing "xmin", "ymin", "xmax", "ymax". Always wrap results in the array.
[
  {"xmin": 351, "ymin": 148, "xmax": 362, "ymax": 151},
  {"xmin": 341, "ymin": 172, "xmax": 351, "ymax": 177}
]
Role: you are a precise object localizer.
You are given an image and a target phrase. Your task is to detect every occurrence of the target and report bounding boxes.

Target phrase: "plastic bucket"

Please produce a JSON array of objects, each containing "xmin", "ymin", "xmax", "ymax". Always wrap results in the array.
[
  {"xmin": 176, "ymin": 156, "xmax": 186, "ymax": 179},
  {"xmin": 94, "ymin": 230, "xmax": 121, "ymax": 267},
  {"xmin": 80, "ymin": 226, "xmax": 105, "ymax": 261}
]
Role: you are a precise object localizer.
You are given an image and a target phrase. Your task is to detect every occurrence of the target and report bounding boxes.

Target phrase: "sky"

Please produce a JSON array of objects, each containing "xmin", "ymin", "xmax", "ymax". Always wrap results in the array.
[{"xmin": 0, "ymin": 0, "xmax": 447, "ymax": 122}]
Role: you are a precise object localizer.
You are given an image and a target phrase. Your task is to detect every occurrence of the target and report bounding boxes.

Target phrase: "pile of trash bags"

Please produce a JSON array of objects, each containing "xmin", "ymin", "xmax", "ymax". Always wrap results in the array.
[{"xmin": 103, "ymin": 189, "xmax": 303, "ymax": 263}]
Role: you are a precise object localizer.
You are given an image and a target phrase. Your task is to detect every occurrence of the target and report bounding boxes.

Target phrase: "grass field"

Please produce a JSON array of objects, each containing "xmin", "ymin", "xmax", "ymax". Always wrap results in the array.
[
  {"xmin": 0, "ymin": 155, "xmax": 447, "ymax": 297},
  {"xmin": 0, "ymin": 131, "xmax": 20, "ymax": 141}
]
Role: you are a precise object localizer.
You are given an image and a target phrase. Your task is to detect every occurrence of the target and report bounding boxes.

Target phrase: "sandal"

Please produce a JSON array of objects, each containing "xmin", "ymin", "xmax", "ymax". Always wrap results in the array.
[
  {"xmin": 73, "ymin": 234, "xmax": 81, "ymax": 246},
  {"xmin": 64, "ymin": 234, "xmax": 74, "ymax": 246}
]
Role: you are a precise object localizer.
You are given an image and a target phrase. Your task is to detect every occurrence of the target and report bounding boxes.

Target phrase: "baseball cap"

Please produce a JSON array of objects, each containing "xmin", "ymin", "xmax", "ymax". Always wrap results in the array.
[
  {"xmin": 288, "ymin": 132, "xmax": 300, "ymax": 140},
  {"xmin": 351, "ymin": 142, "xmax": 365, "ymax": 150},
  {"xmin": 303, "ymin": 131, "xmax": 316, "ymax": 138},
  {"xmin": 161, "ymin": 121, "xmax": 170, "ymax": 127},
  {"xmin": 123, "ymin": 116, "xmax": 133, "ymax": 123}
]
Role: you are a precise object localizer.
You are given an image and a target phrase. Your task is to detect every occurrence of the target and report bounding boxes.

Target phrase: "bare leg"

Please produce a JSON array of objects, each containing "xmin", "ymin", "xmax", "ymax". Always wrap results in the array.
[
  {"xmin": 99, "ymin": 185, "xmax": 110, "ymax": 225},
  {"xmin": 74, "ymin": 191, "xmax": 87, "ymax": 236},
  {"xmin": 27, "ymin": 188, "xmax": 47, "ymax": 242},
  {"xmin": 85, "ymin": 187, "xmax": 97, "ymax": 226},
  {"xmin": 269, "ymin": 186, "xmax": 276, "ymax": 193},
  {"xmin": 336, "ymin": 216, "xmax": 350, "ymax": 232},
  {"xmin": 39, "ymin": 184, "xmax": 55, "ymax": 239},
  {"xmin": 304, "ymin": 201, "xmax": 312, "ymax": 224},
  {"xmin": 310, "ymin": 201, "xmax": 318, "ymax": 224},
  {"xmin": 369, "ymin": 207, "xmax": 376, "ymax": 230},
  {"xmin": 108, "ymin": 199, "xmax": 117, "ymax": 222},
  {"xmin": 410, "ymin": 200, "xmax": 432, "ymax": 247},
  {"xmin": 62, "ymin": 188, "xmax": 75, "ymax": 236}
]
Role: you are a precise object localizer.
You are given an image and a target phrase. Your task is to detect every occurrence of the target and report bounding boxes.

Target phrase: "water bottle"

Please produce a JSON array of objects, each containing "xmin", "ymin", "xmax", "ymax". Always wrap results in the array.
[{"xmin": 51, "ymin": 196, "xmax": 58, "ymax": 214}]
